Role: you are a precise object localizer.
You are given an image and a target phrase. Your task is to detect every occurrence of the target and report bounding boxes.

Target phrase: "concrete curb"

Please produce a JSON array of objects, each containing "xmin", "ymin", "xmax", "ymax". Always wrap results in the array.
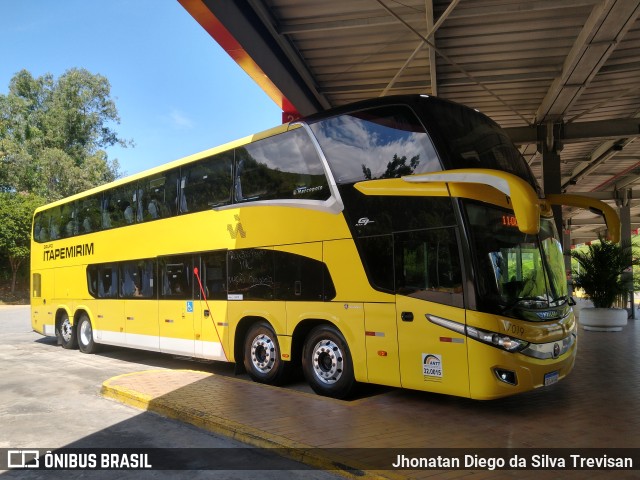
[{"xmin": 101, "ymin": 370, "xmax": 401, "ymax": 479}]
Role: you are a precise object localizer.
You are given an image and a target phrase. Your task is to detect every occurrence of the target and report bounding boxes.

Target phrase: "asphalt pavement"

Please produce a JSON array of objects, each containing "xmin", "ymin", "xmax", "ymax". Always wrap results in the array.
[{"xmin": 0, "ymin": 305, "xmax": 343, "ymax": 480}]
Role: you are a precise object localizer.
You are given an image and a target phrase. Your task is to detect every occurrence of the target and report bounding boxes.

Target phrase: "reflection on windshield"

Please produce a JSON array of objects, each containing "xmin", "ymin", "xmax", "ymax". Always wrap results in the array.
[
  {"xmin": 428, "ymin": 99, "xmax": 539, "ymax": 191},
  {"xmin": 309, "ymin": 105, "xmax": 441, "ymax": 184},
  {"xmin": 466, "ymin": 202, "xmax": 568, "ymax": 315}
]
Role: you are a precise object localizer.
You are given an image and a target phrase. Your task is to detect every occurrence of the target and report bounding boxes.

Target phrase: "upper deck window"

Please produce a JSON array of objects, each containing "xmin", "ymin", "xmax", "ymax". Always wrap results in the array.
[
  {"xmin": 235, "ymin": 129, "xmax": 330, "ymax": 203},
  {"xmin": 181, "ymin": 152, "xmax": 233, "ymax": 212},
  {"xmin": 309, "ymin": 105, "xmax": 441, "ymax": 184},
  {"xmin": 426, "ymin": 100, "xmax": 537, "ymax": 188}
]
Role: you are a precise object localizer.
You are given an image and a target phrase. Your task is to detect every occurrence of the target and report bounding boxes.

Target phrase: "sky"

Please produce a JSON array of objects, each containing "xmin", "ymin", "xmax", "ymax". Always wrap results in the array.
[{"xmin": 0, "ymin": 0, "xmax": 282, "ymax": 176}]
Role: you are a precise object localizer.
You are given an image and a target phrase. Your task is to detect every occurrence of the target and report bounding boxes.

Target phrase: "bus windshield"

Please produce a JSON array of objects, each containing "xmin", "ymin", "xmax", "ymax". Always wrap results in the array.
[
  {"xmin": 465, "ymin": 202, "xmax": 569, "ymax": 316},
  {"xmin": 426, "ymin": 98, "xmax": 539, "ymax": 190}
]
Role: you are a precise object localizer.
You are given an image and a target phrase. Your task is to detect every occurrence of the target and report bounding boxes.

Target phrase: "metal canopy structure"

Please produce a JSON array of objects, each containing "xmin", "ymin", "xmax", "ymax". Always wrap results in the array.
[{"xmin": 180, "ymin": 0, "xmax": 640, "ymax": 244}]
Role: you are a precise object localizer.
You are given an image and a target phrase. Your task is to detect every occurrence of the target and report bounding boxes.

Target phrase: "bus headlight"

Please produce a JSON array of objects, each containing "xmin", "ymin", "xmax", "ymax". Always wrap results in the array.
[
  {"xmin": 466, "ymin": 326, "xmax": 529, "ymax": 352},
  {"xmin": 426, "ymin": 315, "xmax": 529, "ymax": 353}
]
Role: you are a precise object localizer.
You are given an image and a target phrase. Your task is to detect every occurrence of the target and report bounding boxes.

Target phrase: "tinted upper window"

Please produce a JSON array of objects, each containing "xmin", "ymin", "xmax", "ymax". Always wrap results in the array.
[
  {"xmin": 181, "ymin": 152, "xmax": 233, "ymax": 212},
  {"xmin": 235, "ymin": 129, "xmax": 330, "ymax": 202},
  {"xmin": 425, "ymin": 99, "xmax": 538, "ymax": 188},
  {"xmin": 103, "ymin": 182, "xmax": 137, "ymax": 228},
  {"xmin": 78, "ymin": 194, "xmax": 101, "ymax": 233},
  {"xmin": 141, "ymin": 168, "xmax": 180, "ymax": 220},
  {"xmin": 309, "ymin": 105, "xmax": 441, "ymax": 184}
]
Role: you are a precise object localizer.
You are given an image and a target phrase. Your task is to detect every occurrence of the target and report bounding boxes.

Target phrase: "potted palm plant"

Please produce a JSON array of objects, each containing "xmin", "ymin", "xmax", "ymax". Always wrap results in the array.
[{"xmin": 571, "ymin": 236, "xmax": 638, "ymax": 331}]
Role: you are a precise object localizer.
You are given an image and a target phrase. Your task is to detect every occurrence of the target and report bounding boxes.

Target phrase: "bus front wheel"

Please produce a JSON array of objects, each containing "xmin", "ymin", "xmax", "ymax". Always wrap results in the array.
[
  {"xmin": 243, "ymin": 322, "xmax": 290, "ymax": 385},
  {"xmin": 77, "ymin": 314, "xmax": 100, "ymax": 354},
  {"xmin": 302, "ymin": 325, "xmax": 356, "ymax": 399},
  {"xmin": 56, "ymin": 312, "xmax": 77, "ymax": 350}
]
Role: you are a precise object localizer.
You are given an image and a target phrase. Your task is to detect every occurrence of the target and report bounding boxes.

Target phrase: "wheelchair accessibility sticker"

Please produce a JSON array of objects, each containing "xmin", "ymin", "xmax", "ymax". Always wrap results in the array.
[{"xmin": 186, "ymin": 301, "xmax": 193, "ymax": 313}]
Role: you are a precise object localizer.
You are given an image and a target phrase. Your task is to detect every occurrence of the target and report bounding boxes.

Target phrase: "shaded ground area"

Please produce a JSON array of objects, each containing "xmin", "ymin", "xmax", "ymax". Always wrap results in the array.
[{"xmin": 0, "ymin": 283, "xmax": 28, "ymax": 305}]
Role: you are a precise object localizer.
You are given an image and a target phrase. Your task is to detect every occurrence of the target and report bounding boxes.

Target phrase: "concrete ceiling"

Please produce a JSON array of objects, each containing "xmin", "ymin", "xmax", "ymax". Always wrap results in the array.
[{"xmin": 180, "ymin": 0, "xmax": 640, "ymax": 244}]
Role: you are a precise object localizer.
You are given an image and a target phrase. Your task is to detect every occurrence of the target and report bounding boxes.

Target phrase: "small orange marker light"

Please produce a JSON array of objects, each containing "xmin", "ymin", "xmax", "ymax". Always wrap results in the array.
[
  {"xmin": 282, "ymin": 353, "xmax": 290, "ymax": 359},
  {"xmin": 377, "ymin": 351, "xmax": 388, "ymax": 357}
]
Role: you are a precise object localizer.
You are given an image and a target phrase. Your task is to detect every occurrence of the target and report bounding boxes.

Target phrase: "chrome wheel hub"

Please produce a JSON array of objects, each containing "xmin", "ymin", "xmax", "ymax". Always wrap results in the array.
[
  {"xmin": 311, "ymin": 339, "xmax": 343, "ymax": 385},
  {"xmin": 79, "ymin": 320, "xmax": 92, "ymax": 346},
  {"xmin": 250, "ymin": 334, "xmax": 275, "ymax": 373},
  {"xmin": 60, "ymin": 318, "xmax": 73, "ymax": 342}
]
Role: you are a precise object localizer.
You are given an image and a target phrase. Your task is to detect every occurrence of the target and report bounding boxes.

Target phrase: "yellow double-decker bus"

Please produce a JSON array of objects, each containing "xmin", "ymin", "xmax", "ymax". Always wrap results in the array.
[{"xmin": 30, "ymin": 95, "xmax": 619, "ymax": 400}]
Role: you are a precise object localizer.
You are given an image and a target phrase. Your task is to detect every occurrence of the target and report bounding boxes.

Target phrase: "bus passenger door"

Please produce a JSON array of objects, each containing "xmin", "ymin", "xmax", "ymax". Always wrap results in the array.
[
  {"xmin": 31, "ymin": 270, "xmax": 54, "ymax": 336},
  {"xmin": 195, "ymin": 252, "xmax": 229, "ymax": 361},
  {"xmin": 158, "ymin": 256, "xmax": 195, "ymax": 357},
  {"xmin": 394, "ymin": 228, "xmax": 470, "ymax": 397},
  {"xmin": 122, "ymin": 260, "xmax": 159, "ymax": 351},
  {"xmin": 92, "ymin": 264, "xmax": 126, "ymax": 347}
]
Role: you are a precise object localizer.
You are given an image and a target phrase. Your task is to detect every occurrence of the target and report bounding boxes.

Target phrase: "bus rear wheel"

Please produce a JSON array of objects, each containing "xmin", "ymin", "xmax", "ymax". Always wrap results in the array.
[
  {"xmin": 302, "ymin": 325, "xmax": 356, "ymax": 399},
  {"xmin": 243, "ymin": 322, "xmax": 290, "ymax": 385},
  {"xmin": 56, "ymin": 312, "xmax": 77, "ymax": 349},
  {"xmin": 77, "ymin": 314, "xmax": 100, "ymax": 354}
]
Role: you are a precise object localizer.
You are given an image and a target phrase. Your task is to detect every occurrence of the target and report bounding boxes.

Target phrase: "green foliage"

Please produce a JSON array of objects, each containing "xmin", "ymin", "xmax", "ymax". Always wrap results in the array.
[
  {"xmin": 571, "ymin": 237, "xmax": 639, "ymax": 309},
  {"xmin": 0, "ymin": 192, "xmax": 45, "ymax": 293},
  {"xmin": 362, "ymin": 154, "xmax": 420, "ymax": 180},
  {"xmin": 0, "ymin": 68, "xmax": 130, "ymax": 294},
  {"xmin": 0, "ymin": 68, "xmax": 127, "ymax": 201}
]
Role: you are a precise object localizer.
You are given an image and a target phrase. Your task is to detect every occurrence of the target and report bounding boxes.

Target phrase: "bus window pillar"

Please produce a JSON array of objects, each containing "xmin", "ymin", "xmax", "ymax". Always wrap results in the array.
[
  {"xmin": 539, "ymin": 121, "xmax": 564, "ymax": 245},
  {"xmin": 563, "ymin": 219, "xmax": 573, "ymax": 298},
  {"xmin": 616, "ymin": 188, "xmax": 635, "ymax": 319}
]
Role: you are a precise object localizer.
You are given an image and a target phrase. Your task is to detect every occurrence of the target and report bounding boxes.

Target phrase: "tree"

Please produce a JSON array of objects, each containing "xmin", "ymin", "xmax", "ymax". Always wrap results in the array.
[
  {"xmin": 0, "ymin": 68, "xmax": 130, "ymax": 296},
  {"xmin": 0, "ymin": 192, "xmax": 45, "ymax": 293},
  {"xmin": 0, "ymin": 68, "xmax": 128, "ymax": 201}
]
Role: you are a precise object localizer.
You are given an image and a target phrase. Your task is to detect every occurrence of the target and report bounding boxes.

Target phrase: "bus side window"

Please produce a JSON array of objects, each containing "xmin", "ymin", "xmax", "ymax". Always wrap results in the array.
[
  {"xmin": 87, "ymin": 266, "xmax": 98, "ymax": 297},
  {"xmin": 105, "ymin": 183, "xmax": 137, "ymax": 228},
  {"xmin": 98, "ymin": 264, "xmax": 118, "ymax": 298},
  {"xmin": 160, "ymin": 256, "xmax": 192, "ymax": 299},
  {"xmin": 60, "ymin": 202, "xmax": 78, "ymax": 238},
  {"xmin": 201, "ymin": 251, "xmax": 227, "ymax": 300},
  {"xmin": 234, "ymin": 129, "xmax": 330, "ymax": 203},
  {"xmin": 142, "ymin": 168, "xmax": 180, "ymax": 221},
  {"xmin": 227, "ymin": 249, "xmax": 274, "ymax": 300},
  {"xmin": 80, "ymin": 195, "xmax": 101, "ymax": 233},
  {"xmin": 309, "ymin": 105, "xmax": 442, "ymax": 184},
  {"xmin": 33, "ymin": 211, "xmax": 49, "ymax": 243},
  {"xmin": 120, "ymin": 260, "xmax": 155, "ymax": 298},
  {"xmin": 395, "ymin": 227, "xmax": 463, "ymax": 308},
  {"xmin": 274, "ymin": 251, "xmax": 332, "ymax": 301},
  {"xmin": 33, "ymin": 273, "xmax": 42, "ymax": 298},
  {"xmin": 48, "ymin": 206, "xmax": 62, "ymax": 240},
  {"xmin": 181, "ymin": 152, "xmax": 233, "ymax": 212}
]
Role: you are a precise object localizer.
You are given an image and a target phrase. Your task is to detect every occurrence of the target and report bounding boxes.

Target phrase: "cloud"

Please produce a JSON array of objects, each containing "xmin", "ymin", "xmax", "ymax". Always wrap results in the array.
[{"xmin": 169, "ymin": 109, "xmax": 194, "ymax": 129}]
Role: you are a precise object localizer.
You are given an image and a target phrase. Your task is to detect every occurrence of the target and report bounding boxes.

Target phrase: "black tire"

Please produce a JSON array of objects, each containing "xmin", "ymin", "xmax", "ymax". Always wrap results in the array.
[
  {"xmin": 243, "ymin": 322, "xmax": 290, "ymax": 385},
  {"xmin": 56, "ymin": 311, "xmax": 77, "ymax": 350},
  {"xmin": 77, "ymin": 314, "xmax": 100, "ymax": 354},
  {"xmin": 302, "ymin": 325, "xmax": 356, "ymax": 399}
]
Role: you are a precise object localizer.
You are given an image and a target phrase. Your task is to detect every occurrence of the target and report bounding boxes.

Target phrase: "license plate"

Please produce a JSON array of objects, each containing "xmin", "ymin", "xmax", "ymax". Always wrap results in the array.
[{"xmin": 544, "ymin": 371, "xmax": 559, "ymax": 386}]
